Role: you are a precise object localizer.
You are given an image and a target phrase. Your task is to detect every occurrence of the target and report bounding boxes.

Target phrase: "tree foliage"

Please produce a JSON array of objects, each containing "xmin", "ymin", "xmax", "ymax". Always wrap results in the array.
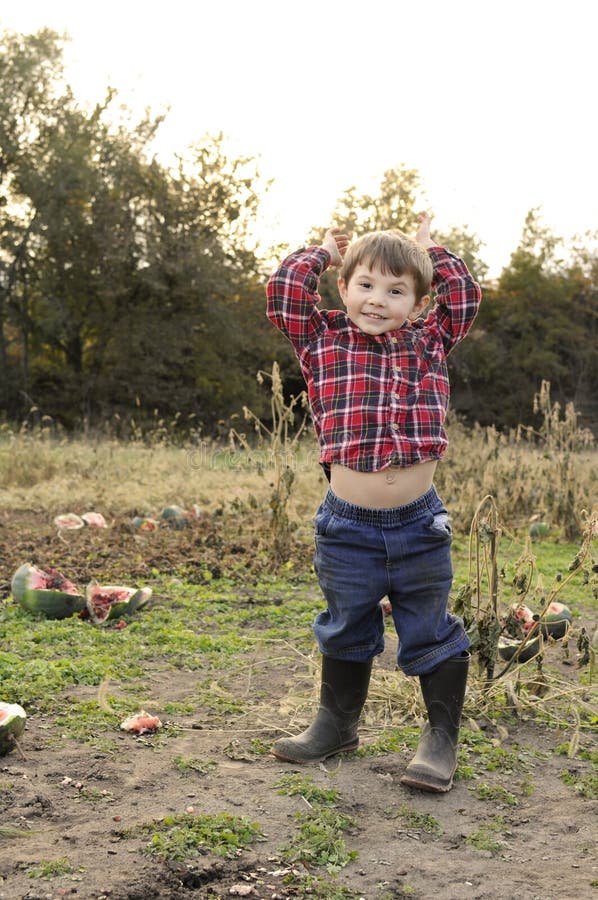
[
  {"xmin": 0, "ymin": 28, "xmax": 277, "ymax": 430},
  {"xmin": 1, "ymin": 29, "xmax": 596, "ymax": 437}
]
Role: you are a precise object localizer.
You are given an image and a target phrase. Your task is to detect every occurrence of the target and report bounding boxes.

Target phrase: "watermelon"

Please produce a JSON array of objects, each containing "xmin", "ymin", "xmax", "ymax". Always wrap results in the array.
[
  {"xmin": 497, "ymin": 635, "xmax": 541, "ymax": 663},
  {"xmin": 11, "ymin": 563, "xmax": 85, "ymax": 619},
  {"xmin": 510, "ymin": 603, "xmax": 536, "ymax": 634},
  {"xmin": 81, "ymin": 511, "xmax": 108, "ymax": 528},
  {"xmin": 85, "ymin": 583, "xmax": 152, "ymax": 625},
  {"xmin": 0, "ymin": 702, "xmax": 26, "ymax": 756},
  {"xmin": 539, "ymin": 601, "xmax": 573, "ymax": 639},
  {"xmin": 54, "ymin": 513, "xmax": 85, "ymax": 530},
  {"xmin": 160, "ymin": 505, "xmax": 190, "ymax": 529},
  {"xmin": 120, "ymin": 711, "xmax": 162, "ymax": 734}
]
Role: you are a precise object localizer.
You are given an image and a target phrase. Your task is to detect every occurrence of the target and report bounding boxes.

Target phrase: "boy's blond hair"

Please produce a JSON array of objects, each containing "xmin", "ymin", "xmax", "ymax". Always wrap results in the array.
[{"xmin": 340, "ymin": 231, "xmax": 434, "ymax": 300}]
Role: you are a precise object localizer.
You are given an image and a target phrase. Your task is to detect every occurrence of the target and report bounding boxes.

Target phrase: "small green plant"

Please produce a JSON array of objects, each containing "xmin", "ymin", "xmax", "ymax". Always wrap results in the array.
[
  {"xmin": 275, "ymin": 773, "xmax": 340, "ymax": 806},
  {"xmin": 473, "ymin": 783, "xmax": 519, "ymax": 807},
  {"xmin": 392, "ymin": 803, "xmax": 443, "ymax": 835},
  {"xmin": 280, "ymin": 808, "xmax": 358, "ymax": 873},
  {"xmin": 518, "ymin": 777, "xmax": 535, "ymax": 797},
  {"xmin": 281, "ymin": 872, "xmax": 364, "ymax": 899},
  {"xmin": 27, "ymin": 857, "xmax": 75, "ymax": 879},
  {"xmin": 132, "ymin": 812, "xmax": 264, "ymax": 862},
  {"xmin": 465, "ymin": 815, "xmax": 510, "ymax": 853},
  {"xmin": 481, "ymin": 745, "xmax": 526, "ymax": 773},
  {"xmin": 353, "ymin": 726, "xmax": 419, "ymax": 758},
  {"xmin": 560, "ymin": 770, "xmax": 598, "ymax": 799},
  {"xmin": 172, "ymin": 755, "xmax": 217, "ymax": 777}
]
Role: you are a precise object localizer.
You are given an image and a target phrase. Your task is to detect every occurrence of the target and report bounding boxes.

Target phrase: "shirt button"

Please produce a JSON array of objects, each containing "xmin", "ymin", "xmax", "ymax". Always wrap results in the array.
[
  {"xmin": 390, "ymin": 337, "xmax": 398, "ymax": 344},
  {"xmin": 393, "ymin": 392, "xmax": 400, "ymax": 400},
  {"xmin": 390, "ymin": 423, "xmax": 400, "ymax": 431},
  {"xmin": 394, "ymin": 367, "xmax": 401, "ymax": 375}
]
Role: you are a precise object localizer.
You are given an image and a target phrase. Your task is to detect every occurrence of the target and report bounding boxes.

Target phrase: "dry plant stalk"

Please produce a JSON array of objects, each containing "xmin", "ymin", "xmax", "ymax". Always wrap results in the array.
[{"xmin": 230, "ymin": 363, "xmax": 309, "ymax": 563}]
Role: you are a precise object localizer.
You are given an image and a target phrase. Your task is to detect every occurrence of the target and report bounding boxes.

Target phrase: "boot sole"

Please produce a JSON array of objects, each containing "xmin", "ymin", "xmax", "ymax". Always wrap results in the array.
[
  {"xmin": 400, "ymin": 773, "xmax": 453, "ymax": 793},
  {"xmin": 271, "ymin": 740, "xmax": 359, "ymax": 764}
]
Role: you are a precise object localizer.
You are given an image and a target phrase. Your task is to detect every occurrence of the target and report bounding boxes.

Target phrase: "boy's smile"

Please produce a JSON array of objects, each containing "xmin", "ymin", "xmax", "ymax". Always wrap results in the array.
[{"xmin": 338, "ymin": 266, "xmax": 429, "ymax": 335}]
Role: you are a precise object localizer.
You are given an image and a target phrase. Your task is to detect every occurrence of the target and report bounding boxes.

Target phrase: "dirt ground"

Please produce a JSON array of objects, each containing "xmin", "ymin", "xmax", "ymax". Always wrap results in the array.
[{"xmin": 1, "ymin": 511, "xmax": 596, "ymax": 900}]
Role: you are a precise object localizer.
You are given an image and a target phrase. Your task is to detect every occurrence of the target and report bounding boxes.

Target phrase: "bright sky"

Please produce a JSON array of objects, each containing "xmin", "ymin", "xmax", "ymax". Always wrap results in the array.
[{"xmin": 2, "ymin": 0, "xmax": 596, "ymax": 276}]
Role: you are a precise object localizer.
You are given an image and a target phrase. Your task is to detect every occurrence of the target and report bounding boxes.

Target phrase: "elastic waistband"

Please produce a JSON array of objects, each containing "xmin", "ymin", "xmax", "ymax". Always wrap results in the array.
[{"xmin": 322, "ymin": 486, "xmax": 440, "ymax": 527}]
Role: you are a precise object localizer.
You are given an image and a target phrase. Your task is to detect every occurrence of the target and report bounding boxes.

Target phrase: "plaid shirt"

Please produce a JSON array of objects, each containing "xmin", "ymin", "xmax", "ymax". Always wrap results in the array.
[{"xmin": 266, "ymin": 246, "xmax": 482, "ymax": 472}]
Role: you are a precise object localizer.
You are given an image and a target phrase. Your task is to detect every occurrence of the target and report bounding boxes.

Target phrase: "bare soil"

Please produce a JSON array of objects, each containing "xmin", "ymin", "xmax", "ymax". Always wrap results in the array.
[{"xmin": 0, "ymin": 511, "xmax": 596, "ymax": 900}]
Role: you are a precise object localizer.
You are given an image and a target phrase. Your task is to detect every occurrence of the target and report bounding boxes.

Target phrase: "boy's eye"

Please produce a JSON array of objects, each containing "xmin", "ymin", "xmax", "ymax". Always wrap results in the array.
[
  {"xmin": 359, "ymin": 282, "xmax": 372, "ymax": 289},
  {"xmin": 390, "ymin": 288, "xmax": 403, "ymax": 295}
]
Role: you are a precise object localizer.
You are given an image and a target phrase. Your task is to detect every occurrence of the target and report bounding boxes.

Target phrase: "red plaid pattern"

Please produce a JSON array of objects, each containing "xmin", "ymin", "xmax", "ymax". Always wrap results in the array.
[{"xmin": 266, "ymin": 246, "xmax": 481, "ymax": 472}]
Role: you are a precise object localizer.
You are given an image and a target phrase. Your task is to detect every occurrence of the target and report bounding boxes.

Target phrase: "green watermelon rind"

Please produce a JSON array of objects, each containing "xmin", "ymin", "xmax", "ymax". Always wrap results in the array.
[
  {"xmin": 85, "ymin": 584, "xmax": 152, "ymax": 625},
  {"xmin": 21, "ymin": 589, "xmax": 86, "ymax": 619},
  {"xmin": 0, "ymin": 702, "xmax": 27, "ymax": 756},
  {"xmin": 11, "ymin": 563, "xmax": 85, "ymax": 619}
]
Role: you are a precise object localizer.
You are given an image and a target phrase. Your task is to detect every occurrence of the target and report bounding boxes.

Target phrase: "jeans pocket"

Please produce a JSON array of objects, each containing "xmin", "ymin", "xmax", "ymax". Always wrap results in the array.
[
  {"xmin": 313, "ymin": 505, "xmax": 335, "ymax": 537},
  {"xmin": 427, "ymin": 511, "xmax": 452, "ymax": 539}
]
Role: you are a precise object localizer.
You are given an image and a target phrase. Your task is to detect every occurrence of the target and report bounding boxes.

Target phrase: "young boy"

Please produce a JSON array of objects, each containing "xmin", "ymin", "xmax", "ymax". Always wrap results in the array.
[{"xmin": 266, "ymin": 213, "xmax": 482, "ymax": 792}]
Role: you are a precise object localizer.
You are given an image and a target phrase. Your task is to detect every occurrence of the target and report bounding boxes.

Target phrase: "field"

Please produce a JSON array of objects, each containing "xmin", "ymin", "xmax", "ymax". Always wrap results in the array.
[{"xmin": 0, "ymin": 424, "xmax": 596, "ymax": 900}]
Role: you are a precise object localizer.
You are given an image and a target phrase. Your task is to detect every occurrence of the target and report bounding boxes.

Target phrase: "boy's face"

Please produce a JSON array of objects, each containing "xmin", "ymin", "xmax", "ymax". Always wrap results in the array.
[{"xmin": 338, "ymin": 265, "xmax": 429, "ymax": 336}]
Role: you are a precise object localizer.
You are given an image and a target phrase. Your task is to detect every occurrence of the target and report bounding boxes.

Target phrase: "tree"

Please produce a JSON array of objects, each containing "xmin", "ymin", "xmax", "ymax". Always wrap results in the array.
[
  {"xmin": 0, "ymin": 28, "xmax": 276, "ymax": 430},
  {"xmin": 453, "ymin": 211, "xmax": 598, "ymax": 431}
]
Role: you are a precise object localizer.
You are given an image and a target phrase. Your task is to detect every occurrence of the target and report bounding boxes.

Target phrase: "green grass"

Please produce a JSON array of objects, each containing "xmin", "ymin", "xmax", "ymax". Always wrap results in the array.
[
  {"xmin": 26, "ymin": 857, "xmax": 76, "ymax": 879},
  {"xmin": 172, "ymin": 755, "xmax": 217, "ymax": 776},
  {"xmin": 275, "ymin": 773, "xmax": 341, "ymax": 806},
  {"xmin": 560, "ymin": 770, "xmax": 598, "ymax": 799},
  {"xmin": 473, "ymin": 783, "xmax": 519, "ymax": 807},
  {"xmin": 279, "ymin": 808, "xmax": 358, "ymax": 873},
  {"xmin": 130, "ymin": 812, "xmax": 264, "ymax": 862},
  {"xmin": 390, "ymin": 803, "xmax": 443, "ymax": 835},
  {"xmin": 465, "ymin": 815, "xmax": 511, "ymax": 853}
]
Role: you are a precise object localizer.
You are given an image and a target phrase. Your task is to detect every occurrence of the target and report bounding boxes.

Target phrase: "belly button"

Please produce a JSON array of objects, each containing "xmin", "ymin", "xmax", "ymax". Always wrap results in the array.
[{"xmin": 385, "ymin": 470, "xmax": 397, "ymax": 484}]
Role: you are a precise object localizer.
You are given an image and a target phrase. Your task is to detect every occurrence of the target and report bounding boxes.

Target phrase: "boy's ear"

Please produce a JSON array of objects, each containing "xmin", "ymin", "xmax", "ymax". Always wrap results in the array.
[
  {"xmin": 337, "ymin": 276, "xmax": 348, "ymax": 305},
  {"xmin": 408, "ymin": 294, "xmax": 430, "ymax": 320}
]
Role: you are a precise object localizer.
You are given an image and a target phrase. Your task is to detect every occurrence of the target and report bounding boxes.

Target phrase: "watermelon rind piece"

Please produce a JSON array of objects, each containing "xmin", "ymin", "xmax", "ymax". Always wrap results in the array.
[
  {"xmin": 160, "ymin": 505, "xmax": 190, "ymax": 529},
  {"xmin": 11, "ymin": 563, "xmax": 85, "ymax": 619},
  {"xmin": 85, "ymin": 583, "xmax": 153, "ymax": 625},
  {"xmin": 498, "ymin": 635, "xmax": 541, "ymax": 663},
  {"xmin": 0, "ymin": 702, "xmax": 26, "ymax": 756},
  {"xmin": 54, "ymin": 513, "xmax": 85, "ymax": 529},
  {"xmin": 538, "ymin": 602, "xmax": 573, "ymax": 640}
]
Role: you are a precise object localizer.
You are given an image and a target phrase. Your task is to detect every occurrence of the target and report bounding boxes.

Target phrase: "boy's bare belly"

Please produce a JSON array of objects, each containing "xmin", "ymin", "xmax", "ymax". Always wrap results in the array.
[{"xmin": 330, "ymin": 460, "xmax": 437, "ymax": 509}]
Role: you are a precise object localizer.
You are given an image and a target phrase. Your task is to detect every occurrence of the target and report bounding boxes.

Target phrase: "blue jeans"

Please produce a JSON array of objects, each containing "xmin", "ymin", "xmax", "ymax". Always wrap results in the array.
[{"xmin": 312, "ymin": 486, "xmax": 469, "ymax": 676}]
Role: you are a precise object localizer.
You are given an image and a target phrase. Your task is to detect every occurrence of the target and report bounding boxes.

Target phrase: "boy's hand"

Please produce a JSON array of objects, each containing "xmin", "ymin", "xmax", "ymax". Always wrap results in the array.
[
  {"xmin": 321, "ymin": 228, "xmax": 350, "ymax": 267},
  {"xmin": 415, "ymin": 211, "xmax": 436, "ymax": 249}
]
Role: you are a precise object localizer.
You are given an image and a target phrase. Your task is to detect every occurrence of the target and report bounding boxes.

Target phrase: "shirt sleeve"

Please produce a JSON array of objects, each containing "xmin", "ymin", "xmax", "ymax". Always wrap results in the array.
[
  {"xmin": 423, "ymin": 247, "xmax": 482, "ymax": 354},
  {"xmin": 266, "ymin": 247, "xmax": 330, "ymax": 351}
]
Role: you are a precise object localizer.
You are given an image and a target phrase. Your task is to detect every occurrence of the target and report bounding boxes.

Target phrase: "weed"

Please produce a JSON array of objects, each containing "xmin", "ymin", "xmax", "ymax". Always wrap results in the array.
[
  {"xmin": 131, "ymin": 812, "xmax": 264, "ymax": 862},
  {"xmin": 275, "ymin": 773, "xmax": 340, "ymax": 806},
  {"xmin": 172, "ymin": 755, "xmax": 217, "ymax": 776},
  {"xmin": 518, "ymin": 777, "xmax": 535, "ymax": 797},
  {"xmin": 353, "ymin": 727, "xmax": 418, "ymax": 758},
  {"xmin": 560, "ymin": 770, "xmax": 598, "ymax": 799},
  {"xmin": 465, "ymin": 815, "xmax": 510, "ymax": 853},
  {"xmin": 26, "ymin": 857, "xmax": 75, "ymax": 878},
  {"xmin": 281, "ymin": 871, "xmax": 364, "ymax": 899},
  {"xmin": 390, "ymin": 803, "xmax": 443, "ymax": 835},
  {"xmin": 473, "ymin": 783, "xmax": 519, "ymax": 806},
  {"xmin": 280, "ymin": 808, "xmax": 358, "ymax": 873},
  {"xmin": 249, "ymin": 737, "xmax": 271, "ymax": 755},
  {"xmin": 481, "ymin": 745, "xmax": 527, "ymax": 773},
  {"xmin": 53, "ymin": 700, "xmax": 122, "ymax": 752},
  {"xmin": 232, "ymin": 362, "xmax": 310, "ymax": 564}
]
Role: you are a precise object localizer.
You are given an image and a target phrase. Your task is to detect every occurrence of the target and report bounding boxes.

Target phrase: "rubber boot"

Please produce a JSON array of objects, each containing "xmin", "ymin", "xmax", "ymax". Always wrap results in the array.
[
  {"xmin": 400, "ymin": 652, "xmax": 469, "ymax": 793},
  {"xmin": 272, "ymin": 656, "xmax": 372, "ymax": 763}
]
